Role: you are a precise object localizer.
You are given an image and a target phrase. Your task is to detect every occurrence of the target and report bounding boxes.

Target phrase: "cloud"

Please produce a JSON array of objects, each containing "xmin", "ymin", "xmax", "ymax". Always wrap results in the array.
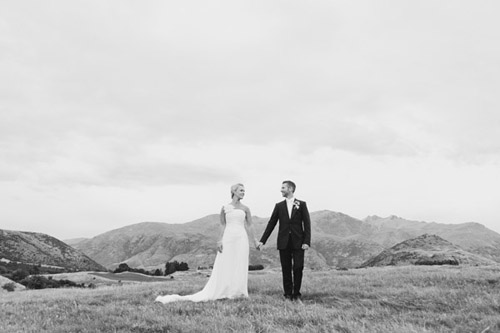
[
  {"xmin": 2, "ymin": 0, "xmax": 500, "ymax": 196},
  {"xmin": 103, "ymin": 162, "xmax": 238, "ymax": 187},
  {"xmin": 0, "ymin": 129, "xmax": 239, "ymax": 188},
  {"xmin": 2, "ymin": 0, "xmax": 500, "ymax": 240},
  {"xmin": 3, "ymin": 1, "xmax": 500, "ymax": 159}
]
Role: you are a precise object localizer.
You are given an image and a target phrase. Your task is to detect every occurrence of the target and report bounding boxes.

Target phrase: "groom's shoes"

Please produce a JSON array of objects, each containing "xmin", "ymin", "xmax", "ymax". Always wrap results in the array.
[
  {"xmin": 292, "ymin": 294, "xmax": 302, "ymax": 302},
  {"xmin": 284, "ymin": 294, "xmax": 293, "ymax": 301}
]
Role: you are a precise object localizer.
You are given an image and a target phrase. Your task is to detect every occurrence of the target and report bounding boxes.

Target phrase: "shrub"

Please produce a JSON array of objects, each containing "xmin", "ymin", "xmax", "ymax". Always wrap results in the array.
[
  {"xmin": 0, "ymin": 265, "xmax": 9, "ymax": 275},
  {"xmin": 19, "ymin": 276, "xmax": 48, "ymax": 289},
  {"xmin": 165, "ymin": 262, "xmax": 177, "ymax": 275},
  {"xmin": 177, "ymin": 262, "xmax": 189, "ymax": 271},
  {"xmin": 11, "ymin": 269, "xmax": 29, "ymax": 282},
  {"xmin": 18, "ymin": 276, "xmax": 83, "ymax": 290},
  {"xmin": 2, "ymin": 282, "xmax": 16, "ymax": 292},
  {"xmin": 113, "ymin": 263, "xmax": 165, "ymax": 276},
  {"xmin": 248, "ymin": 264, "xmax": 264, "ymax": 271},
  {"xmin": 113, "ymin": 263, "xmax": 131, "ymax": 273},
  {"xmin": 164, "ymin": 261, "xmax": 189, "ymax": 276},
  {"xmin": 415, "ymin": 259, "xmax": 459, "ymax": 266},
  {"xmin": 29, "ymin": 265, "xmax": 40, "ymax": 275}
]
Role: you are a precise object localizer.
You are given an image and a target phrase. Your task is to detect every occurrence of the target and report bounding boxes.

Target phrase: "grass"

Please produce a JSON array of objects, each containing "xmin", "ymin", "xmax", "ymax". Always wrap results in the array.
[{"xmin": 1, "ymin": 266, "xmax": 500, "ymax": 332}]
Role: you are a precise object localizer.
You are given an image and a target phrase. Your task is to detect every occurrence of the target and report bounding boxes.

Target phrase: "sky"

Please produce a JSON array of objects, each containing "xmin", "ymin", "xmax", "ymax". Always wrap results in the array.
[{"xmin": 1, "ymin": 1, "xmax": 500, "ymax": 240}]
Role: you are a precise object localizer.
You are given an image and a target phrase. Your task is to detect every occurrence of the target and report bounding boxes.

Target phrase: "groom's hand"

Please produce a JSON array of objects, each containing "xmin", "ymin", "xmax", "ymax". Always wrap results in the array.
[
  {"xmin": 301, "ymin": 244, "xmax": 309, "ymax": 250},
  {"xmin": 256, "ymin": 242, "xmax": 263, "ymax": 251}
]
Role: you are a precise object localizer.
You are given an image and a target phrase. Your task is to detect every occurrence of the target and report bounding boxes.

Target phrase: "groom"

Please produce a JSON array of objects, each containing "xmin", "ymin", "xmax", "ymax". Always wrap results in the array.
[{"xmin": 257, "ymin": 180, "xmax": 311, "ymax": 301}]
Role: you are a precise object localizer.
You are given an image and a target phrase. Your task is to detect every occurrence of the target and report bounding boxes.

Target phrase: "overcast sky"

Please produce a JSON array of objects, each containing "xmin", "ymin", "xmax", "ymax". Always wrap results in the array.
[{"xmin": 1, "ymin": 1, "xmax": 500, "ymax": 240}]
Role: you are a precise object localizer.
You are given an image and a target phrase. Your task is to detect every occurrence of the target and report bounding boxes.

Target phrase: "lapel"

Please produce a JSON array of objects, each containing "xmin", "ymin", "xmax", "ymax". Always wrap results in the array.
[
  {"xmin": 291, "ymin": 199, "xmax": 298, "ymax": 219},
  {"xmin": 281, "ymin": 200, "xmax": 291, "ymax": 221}
]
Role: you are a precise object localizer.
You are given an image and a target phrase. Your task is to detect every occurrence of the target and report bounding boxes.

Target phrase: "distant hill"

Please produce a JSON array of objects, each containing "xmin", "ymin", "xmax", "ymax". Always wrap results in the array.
[
  {"xmin": 73, "ymin": 210, "xmax": 500, "ymax": 270},
  {"xmin": 0, "ymin": 229, "xmax": 106, "ymax": 272},
  {"xmin": 362, "ymin": 215, "xmax": 500, "ymax": 262},
  {"xmin": 72, "ymin": 216, "xmax": 290, "ymax": 270},
  {"xmin": 360, "ymin": 234, "xmax": 497, "ymax": 267},
  {"xmin": 64, "ymin": 238, "xmax": 88, "ymax": 246}
]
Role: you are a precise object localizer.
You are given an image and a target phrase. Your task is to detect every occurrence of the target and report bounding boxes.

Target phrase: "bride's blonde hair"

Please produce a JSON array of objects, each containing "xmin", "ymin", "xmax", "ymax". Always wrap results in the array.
[{"xmin": 230, "ymin": 183, "xmax": 244, "ymax": 198}]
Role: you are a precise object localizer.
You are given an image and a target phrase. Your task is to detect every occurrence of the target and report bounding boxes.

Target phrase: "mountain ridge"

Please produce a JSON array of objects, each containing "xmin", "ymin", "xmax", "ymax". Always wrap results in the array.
[{"xmin": 72, "ymin": 210, "xmax": 500, "ymax": 270}]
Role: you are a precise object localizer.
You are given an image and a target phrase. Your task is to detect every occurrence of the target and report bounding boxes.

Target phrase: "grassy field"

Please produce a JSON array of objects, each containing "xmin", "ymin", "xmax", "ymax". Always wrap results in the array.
[{"xmin": 1, "ymin": 265, "xmax": 500, "ymax": 333}]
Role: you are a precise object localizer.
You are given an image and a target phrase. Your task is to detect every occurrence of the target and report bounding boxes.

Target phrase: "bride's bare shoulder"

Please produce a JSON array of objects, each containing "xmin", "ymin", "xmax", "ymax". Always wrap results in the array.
[{"xmin": 240, "ymin": 204, "xmax": 251, "ymax": 213}]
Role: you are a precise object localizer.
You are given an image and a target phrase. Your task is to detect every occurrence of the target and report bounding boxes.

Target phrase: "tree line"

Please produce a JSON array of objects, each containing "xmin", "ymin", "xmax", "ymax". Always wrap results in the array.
[{"xmin": 113, "ymin": 261, "xmax": 189, "ymax": 276}]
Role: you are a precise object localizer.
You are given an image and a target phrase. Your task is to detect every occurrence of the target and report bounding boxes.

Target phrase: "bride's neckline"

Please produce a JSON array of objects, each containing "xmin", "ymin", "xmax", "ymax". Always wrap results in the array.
[{"xmin": 228, "ymin": 203, "xmax": 245, "ymax": 212}]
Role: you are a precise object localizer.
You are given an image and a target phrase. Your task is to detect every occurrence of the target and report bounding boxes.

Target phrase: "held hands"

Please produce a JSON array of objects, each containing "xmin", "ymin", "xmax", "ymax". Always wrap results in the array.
[
  {"xmin": 217, "ymin": 241, "xmax": 223, "ymax": 253},
  {"xmin": 255, "ymin": 241, "xmax": 308, "ymax": 250}
]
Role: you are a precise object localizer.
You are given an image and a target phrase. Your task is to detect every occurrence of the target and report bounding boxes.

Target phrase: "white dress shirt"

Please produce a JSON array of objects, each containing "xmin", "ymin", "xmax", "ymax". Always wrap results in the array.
[{"xmin": 285, "ymin": 197, "xmax": 295, "ymax": 218}]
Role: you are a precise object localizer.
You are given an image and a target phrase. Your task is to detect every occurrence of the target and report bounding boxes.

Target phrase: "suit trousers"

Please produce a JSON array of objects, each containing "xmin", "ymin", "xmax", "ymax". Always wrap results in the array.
[{"xmin": 279, "ymin": 235, "xmax": 305, "ymax": 297}]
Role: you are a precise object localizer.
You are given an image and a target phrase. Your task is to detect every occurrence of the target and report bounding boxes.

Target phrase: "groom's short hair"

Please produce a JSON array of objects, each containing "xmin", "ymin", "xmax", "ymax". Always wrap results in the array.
[{"xmin": 282, "ymin": 180, "xmax": 296, "ymax": 193}]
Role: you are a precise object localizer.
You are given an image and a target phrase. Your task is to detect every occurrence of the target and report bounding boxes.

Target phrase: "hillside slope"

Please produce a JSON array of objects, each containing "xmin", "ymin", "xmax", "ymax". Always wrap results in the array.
[
  {"xmin": 0, "ymin": 229, "xmax": 106, "ymax": 271},
  {"xmin": 360, "ymin": 234, "xmax": 497, "ymax": 267}
]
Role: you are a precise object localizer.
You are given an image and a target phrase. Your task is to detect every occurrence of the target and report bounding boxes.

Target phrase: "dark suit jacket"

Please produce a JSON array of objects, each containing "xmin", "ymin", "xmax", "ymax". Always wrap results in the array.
[{"xmin": 260, "ymin": 199, "xmax": 311, "ymax": 250}]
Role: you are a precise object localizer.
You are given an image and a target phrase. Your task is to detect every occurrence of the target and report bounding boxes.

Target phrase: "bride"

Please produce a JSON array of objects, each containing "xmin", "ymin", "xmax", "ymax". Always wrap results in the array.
[{"xmin": 155, "ymin": 183, "xmax": 259, "ymax": 303}]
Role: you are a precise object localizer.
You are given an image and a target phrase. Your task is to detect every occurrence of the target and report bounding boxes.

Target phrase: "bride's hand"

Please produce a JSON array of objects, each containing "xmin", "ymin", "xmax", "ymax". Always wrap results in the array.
[{"xmin": 217, "ymin": 241, "xmax": 223, "ymax": 253}]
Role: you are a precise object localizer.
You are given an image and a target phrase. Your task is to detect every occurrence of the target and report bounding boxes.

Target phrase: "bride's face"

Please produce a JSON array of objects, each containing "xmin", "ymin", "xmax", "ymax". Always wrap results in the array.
[{"xmin": 234, "ymin": 186, "xmax": 245, "ymax": 200}]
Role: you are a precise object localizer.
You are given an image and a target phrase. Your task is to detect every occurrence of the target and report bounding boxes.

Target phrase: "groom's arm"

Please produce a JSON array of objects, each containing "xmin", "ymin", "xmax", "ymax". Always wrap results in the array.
[
  {"xmin": 302, "ymin": 201, "xmax": 311, "ymax": 247},
  {"xmin": 259, "ymin": 203, "xmax": 280, "ymax": 245}
]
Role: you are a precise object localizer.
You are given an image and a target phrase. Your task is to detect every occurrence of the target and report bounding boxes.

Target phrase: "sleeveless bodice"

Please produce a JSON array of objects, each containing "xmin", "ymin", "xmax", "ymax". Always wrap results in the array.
[{"xmin": 223, "ymin": 205, "xmax": 246, "ymax": 228}]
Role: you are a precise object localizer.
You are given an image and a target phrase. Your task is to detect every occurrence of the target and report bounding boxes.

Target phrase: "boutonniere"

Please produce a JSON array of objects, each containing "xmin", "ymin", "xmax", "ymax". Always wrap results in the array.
[{"xmin": 293, "ymin": 200, "xmax": 300, "ymax": 210}]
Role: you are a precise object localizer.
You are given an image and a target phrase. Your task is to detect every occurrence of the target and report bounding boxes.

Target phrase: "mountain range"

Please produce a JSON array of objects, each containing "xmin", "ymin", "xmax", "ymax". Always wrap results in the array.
[{"xmin": 70, "ymin": 211, "xmax": 500, "ymax": 270}]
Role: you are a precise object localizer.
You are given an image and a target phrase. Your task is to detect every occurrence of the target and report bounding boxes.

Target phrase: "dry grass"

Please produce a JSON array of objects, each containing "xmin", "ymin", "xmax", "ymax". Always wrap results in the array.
[{"xmin": 1, "ymin": 266, "xmax": 500, "ymax": 332}]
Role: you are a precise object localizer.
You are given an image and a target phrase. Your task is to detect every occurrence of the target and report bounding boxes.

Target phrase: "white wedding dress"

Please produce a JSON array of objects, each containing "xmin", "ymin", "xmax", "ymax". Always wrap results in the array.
[{"xmin": 155, "ymin": 204, "xmax": 249, "ymax": 303}]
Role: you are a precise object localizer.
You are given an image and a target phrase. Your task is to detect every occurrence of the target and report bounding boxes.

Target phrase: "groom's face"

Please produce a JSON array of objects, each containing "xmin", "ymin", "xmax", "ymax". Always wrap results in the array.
[{"xmin": 281, "ymin": 184, "xmax": 292, "ymax": 197}]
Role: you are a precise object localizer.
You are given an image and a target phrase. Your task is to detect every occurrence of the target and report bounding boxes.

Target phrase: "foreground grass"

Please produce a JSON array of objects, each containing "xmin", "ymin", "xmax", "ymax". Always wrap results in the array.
[{"xmin": 1, "ymin": 266, "xmax": 500, "ymax": 332}]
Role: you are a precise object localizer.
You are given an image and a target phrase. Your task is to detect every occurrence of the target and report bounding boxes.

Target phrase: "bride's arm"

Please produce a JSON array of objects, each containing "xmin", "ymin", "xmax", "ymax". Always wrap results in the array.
[
  {"xmin": 218, "ymin": 206, "xmax": 226, "ymax": 252},
  {"xmin": 244, "ymin": 207, "xmax": 259, "ymax": 247}
]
